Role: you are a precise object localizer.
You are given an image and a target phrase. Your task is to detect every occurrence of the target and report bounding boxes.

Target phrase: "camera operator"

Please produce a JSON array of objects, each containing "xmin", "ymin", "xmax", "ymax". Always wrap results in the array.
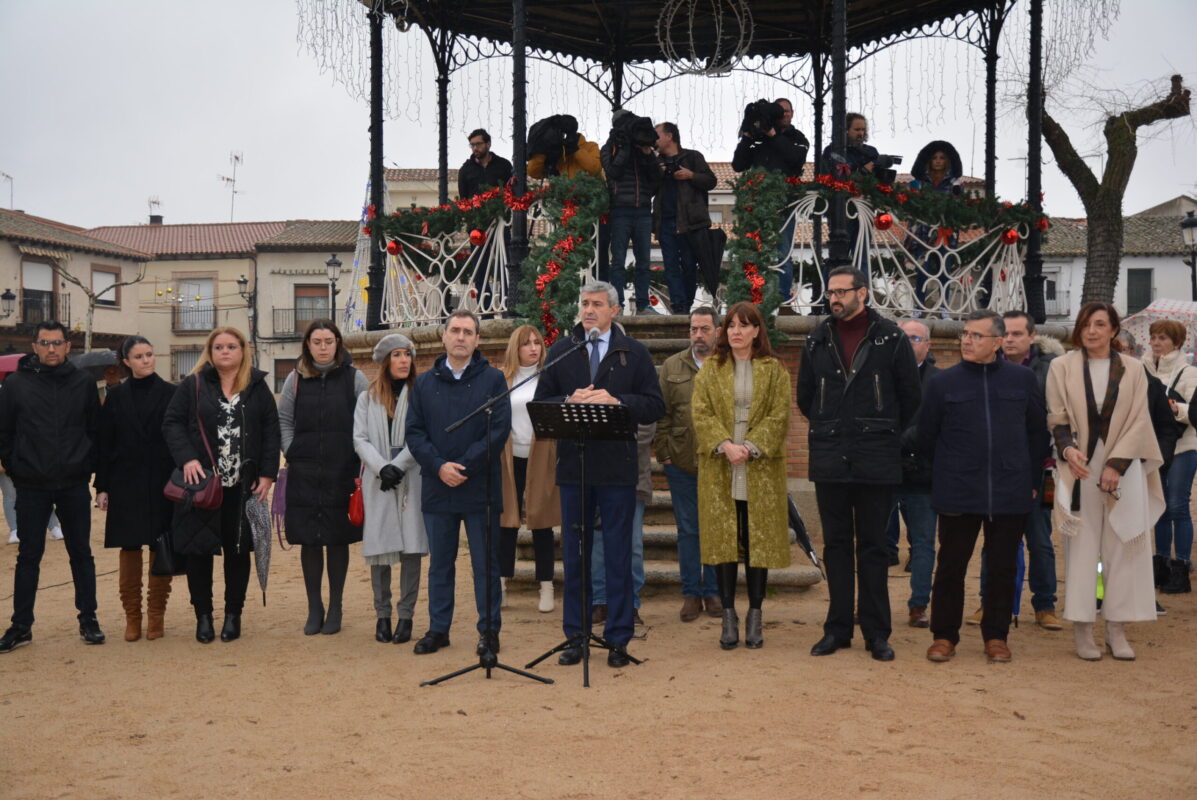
[
  {"xmin": 653, "ymin": 122, "xmax": 716, "ymax": 314},
  {"xmin": 731, "ymin": 98, "xmax": 810, "ymax": 306},
  {"xmin": 526, "ymin": 115, "xmax": 602, "ymax": 179},
  {"xmin": 601, "ymin": 110, "xmax": 662, "ymax": 313},
  {"xmin": 822, "ymin": 113, "xmax": 881, "ymax": 177}
]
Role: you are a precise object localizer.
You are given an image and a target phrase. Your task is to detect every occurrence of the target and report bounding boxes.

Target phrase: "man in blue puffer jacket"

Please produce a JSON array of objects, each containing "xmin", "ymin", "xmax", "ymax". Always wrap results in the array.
[{"xmin": 916, "ymin": 310, "xmax": 1049, "ymax": 665}]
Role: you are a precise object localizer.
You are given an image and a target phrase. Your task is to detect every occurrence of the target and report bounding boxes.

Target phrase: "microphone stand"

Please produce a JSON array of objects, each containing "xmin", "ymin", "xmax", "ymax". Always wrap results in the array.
[{"xmin": 419, "ymin": 338, "xmax": 592, "ymax": 687}]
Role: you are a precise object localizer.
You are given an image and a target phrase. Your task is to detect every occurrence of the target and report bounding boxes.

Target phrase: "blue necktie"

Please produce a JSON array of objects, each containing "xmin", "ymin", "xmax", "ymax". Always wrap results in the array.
[{"xmin": 589, "ymin": 338, "xmax": 601, "ymax": 383}]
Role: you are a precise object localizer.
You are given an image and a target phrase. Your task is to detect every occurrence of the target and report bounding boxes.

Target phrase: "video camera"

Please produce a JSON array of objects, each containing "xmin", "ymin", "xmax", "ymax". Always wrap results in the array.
[
  {"xmin": 611, "ymin": 110, "xmax": 657, "ymax": 149},
  {"xmin": 874, "ymin": 153, "xmax": 903, "ymax": 185},
  {"xmin": 527, "ymin": 114, "xmax": 581, "ymax": 174},
  {"xmin": 739, "ymin": 99, "xmax": 785, "ymax": 141}
]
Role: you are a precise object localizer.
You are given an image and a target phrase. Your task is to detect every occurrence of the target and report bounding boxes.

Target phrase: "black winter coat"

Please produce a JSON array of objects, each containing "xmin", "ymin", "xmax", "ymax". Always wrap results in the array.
[
  {"xmin": 534, "ymin": 323, "xmax": 665, "ymax": 486},
  {"xmin": 652, "ymin": 148, "xmax": 717, "ymax": 235},
  {"xmin": 897, "ymin": 355, "xmax": 941, "ymax": 491},
  {"xmin": 283, "ymin": 360, "xmax": 362, "ymax": 546},
  {"xmin": 916, "ymin": 359, "xmax": 1049, "ymax": 517},
  {"xmin": 0, "ymin": 355, "xmax": 99, "ymax": 490},
  {"xmin": 796, "ymin": 308, "xmax": 922, "ymax": 485},
  {"xmin": 600, "ymin": 139, "xmax": 661, "ymax": 209},
  {"xmin": 162, "ymin": 366, "xmax": 281, "ymax": 556},
  {"xmin": 405, "ymin": 350, "xmax": 510, "ymax": 514},
  {"xmin": 732, "ymin": 125, "xmax": 809, "ymax": 177},
  {"xmin": 821, "ymin": 142, "xmax": 880, "ymax": 175},
  {"xmin": 457, "ymin": 154, "xmax": 513, "ymax": 199},
  {"xmin": 94, "ymin": 374, "xmax": 176, "ymax": 549}
]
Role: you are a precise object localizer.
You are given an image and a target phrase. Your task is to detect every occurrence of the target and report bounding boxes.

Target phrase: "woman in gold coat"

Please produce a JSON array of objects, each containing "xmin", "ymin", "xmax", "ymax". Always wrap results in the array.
[{"xmin": 693, "ymin": 302, "xmax": 791, "ymax": 650}]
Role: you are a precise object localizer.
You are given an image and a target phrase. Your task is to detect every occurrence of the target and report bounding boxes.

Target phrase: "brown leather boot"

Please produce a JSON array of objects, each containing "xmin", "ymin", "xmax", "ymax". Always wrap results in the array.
[
  {"xmin": 118, "ymin": 550, "xmax": 143, "ymax": 641},
  {"xmin": 146, "ymin": 566, "xmax": 172, "ymax": 641}
]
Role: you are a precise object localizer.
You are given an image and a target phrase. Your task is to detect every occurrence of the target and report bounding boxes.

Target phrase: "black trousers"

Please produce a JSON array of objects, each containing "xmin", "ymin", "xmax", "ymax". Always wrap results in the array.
[
  {"xmin": 186, "ymin": 486, "xmax": 252, "ymax": 616},
  {"xmin": 498, "ymin": 456, "xmax": 555, "ymax": 581},
  {"xmin": 11, "ymin": 483, "xmax": 95, "ymax": 628},
  {"xmin": 815, "ymin": 482, "xmax": 894, "ymax": 641},
  {"xmin": 932, "ymin": 512, "xmax": 1026, "ymax": 645}
]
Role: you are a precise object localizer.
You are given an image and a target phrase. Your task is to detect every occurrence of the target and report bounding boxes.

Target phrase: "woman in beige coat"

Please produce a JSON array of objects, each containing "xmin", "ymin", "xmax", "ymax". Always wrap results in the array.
[
  {"xmin": 693, "ymin": 302, "xmax": 790, "ymax": 650},
  {"xmin": 498, "ymin": 325, "xmax": 560, "ymax": 612},
  {"xmin": 1047, "ymin": 302, "xmax": 1164, "ymax": 661}
]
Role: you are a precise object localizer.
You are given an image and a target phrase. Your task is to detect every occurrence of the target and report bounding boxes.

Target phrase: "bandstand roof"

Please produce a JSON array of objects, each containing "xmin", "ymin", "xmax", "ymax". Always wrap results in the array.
[{"xmin": 387, "ymin": 0, "xmax": 996, "ymax": 63}]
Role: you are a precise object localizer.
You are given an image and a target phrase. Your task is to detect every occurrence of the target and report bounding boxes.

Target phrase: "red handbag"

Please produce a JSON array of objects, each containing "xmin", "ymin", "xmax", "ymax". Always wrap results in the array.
[
  {"xmin": 347, "ymin": 472, "xmax": 364, "ymax": 526},
  {"xmin": 164, "ymin": 376, "xmax": 224, "ymax": 511}
]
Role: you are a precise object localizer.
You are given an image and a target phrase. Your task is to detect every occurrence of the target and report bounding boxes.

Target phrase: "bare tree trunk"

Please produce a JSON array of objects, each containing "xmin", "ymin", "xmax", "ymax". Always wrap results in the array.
[
  {"xmin": 85, "ymin": 298, "xmax": 95, "ymax": 352},
  {"xmin": 1041, "ymin": 74, "xmax": 1190, "ymax": 305}
]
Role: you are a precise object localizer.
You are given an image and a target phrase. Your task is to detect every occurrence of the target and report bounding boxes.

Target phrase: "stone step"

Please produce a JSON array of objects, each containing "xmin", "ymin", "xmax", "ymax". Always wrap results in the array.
[
  {"xmin": 515, "ymin": 525, "xmax": 804, "ymax": 562},
  {"xmin": 506, "ymin": 558, "xmax": 822, "ymax": 594}
]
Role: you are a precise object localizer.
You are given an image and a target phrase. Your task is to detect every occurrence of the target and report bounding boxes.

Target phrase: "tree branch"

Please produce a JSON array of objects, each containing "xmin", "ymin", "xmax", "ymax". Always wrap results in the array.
[
  {"xmin": 1102, "ymin": 74, "xmax": 1191, "ymax": 201},
  {"xmin": 1042, "ymin": 109, "xmax": 1100, "ymax": 203}
]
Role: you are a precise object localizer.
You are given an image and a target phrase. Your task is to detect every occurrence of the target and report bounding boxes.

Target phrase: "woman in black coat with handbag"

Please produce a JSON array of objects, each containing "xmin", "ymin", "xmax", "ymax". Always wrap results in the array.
[
  {"xmin": 162, "ymin": 326, "xmax": 280, "ymax": 644},
  {"xmin": 278, "ymin": 319, "xmax": 366, "ymax": 635},
  {"xmin": 95, "ymin": 336, "xmax": 177, "ymax": 642}
]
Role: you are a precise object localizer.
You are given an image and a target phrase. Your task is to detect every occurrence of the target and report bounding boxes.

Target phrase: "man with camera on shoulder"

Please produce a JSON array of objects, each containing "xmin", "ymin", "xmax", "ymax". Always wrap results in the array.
[
  {"xmin": 601, "ymin": 110, "xmax": 662, "ymax": 314},
  {"xmin": 731, "ymin": 98, "xmax": 810, "ymax": 306}
]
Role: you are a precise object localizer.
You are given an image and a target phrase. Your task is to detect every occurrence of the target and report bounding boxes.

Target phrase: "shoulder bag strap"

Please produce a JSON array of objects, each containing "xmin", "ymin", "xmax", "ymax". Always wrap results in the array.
[{"xmin": 195, "ymin": 375, "xmax": 220, "ymax": 477}]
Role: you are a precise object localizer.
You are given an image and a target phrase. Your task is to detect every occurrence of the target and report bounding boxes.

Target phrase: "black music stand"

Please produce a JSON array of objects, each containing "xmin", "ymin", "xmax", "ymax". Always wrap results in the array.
[{"xmin": 523, "ymin": 400, "xmax": 642, "ymax": 688}]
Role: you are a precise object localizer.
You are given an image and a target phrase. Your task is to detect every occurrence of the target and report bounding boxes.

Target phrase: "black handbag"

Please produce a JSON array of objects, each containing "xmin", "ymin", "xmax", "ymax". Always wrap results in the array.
[{"xmin": 151, "ymin": 528, "xmax": 188, "ymax": 576}]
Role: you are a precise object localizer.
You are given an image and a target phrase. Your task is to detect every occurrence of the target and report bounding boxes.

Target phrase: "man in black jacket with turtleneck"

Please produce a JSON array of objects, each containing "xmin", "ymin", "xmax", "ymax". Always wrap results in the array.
[
  {"xmin": 0, "ymin": 322, "xmax": 104, "ymax": 653},
  {"xmin": 797, "ymin": 268, "xmax": 921, "ymax": 662}
]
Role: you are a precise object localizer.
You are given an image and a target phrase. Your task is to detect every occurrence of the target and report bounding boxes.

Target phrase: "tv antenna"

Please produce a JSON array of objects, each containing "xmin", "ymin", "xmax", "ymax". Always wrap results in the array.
[
  {"xmin": 218, "ymin": 151, "xmax": 244, "ymax": 222},
  {"xmin": 147, "ymin": 195, "xmax": 161, "ymax": 217}
]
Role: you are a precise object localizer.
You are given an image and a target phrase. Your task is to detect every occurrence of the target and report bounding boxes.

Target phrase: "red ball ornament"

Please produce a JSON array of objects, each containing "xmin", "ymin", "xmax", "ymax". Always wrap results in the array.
[
  {"xmin": 1001, "ymin": 228, "xmax": 1019, "ymax": 245},
  {"xmin": 649, "ymin": 295, "xmax": 659, "ymax": 307},
  {"xmin": 469, "ymin": 229, "xmax": 487, "ymax": 246},
  {"xmin": 386, "ymin": 240, "xmax": 402, "ymax": 255},
  {"xmin": 874, "ymin": 213, "xmax": 894, "ymax": 231},
  {"xmin": 1036, "ymin": 217, "xmax": 1050, "ymax": 232}
]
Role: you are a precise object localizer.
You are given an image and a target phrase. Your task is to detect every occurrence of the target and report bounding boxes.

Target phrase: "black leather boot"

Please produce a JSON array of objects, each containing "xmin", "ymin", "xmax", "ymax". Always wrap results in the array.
[
  {"xmin": 1153, "ymin": 554, "xmax": 1170, "ymax": 587},
  {"xmin": 220, "ymin": 613, "xmax": 241, "ymax": 642},
  {"xmin": 392, "ymin": 618, "xmax": 413, "ymax": 644},
  {"xmin": 195, "ymin": 613, "xmax": 215, "ymax": 644},
  {"xmin": 745, "ymin": 608, "xmax": 763, "ymax": 648},
  {"xmin": 375, "ymin": 617, "xmax": 392, "ymax": 643},
  {"xmin": 719, "ymin": 609, "xmax": 739, "ymax": 650},
  {"xmin": 1162, "ymin": 559, "xmax": 1192, "ymax": 594}
]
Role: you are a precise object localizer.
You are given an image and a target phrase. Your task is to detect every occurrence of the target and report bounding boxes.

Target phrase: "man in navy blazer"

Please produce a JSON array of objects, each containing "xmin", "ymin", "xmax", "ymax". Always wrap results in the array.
[
  {"xmin": 534, "ymin": 280, "xmax": 665, "ymax": 668},
  {"xmin": 916, "ymin": 309, "xmax": 1049, "ymax": 664}
]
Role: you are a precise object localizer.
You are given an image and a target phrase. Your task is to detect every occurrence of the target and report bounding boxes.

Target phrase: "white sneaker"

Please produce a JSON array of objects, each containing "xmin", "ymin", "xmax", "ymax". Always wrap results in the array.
[
  {"xmin": 6, "ymin": 530, "xmax": 16, "ymax": 545},
  {"xmin": 49, "ymin": 526, "xmax": 63, "ymax": 541},
  {"xmin": 538, "ymin": 581, "xmax": 555, "ymax": 613}
]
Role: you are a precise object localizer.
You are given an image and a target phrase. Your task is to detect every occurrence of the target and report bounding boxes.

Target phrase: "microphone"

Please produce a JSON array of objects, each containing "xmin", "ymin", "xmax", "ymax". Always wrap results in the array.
[{"xmin": 587, "ymin": 328, "xmax": 600, "ymax": 343}]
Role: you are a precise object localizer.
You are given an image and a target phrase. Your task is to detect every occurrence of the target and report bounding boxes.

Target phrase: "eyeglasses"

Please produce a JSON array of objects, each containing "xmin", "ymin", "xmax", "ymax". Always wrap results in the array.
[
  {"xmin": 36, "ymin": 339, "xmax": 66, "ymax": 348},
  {"xmin": 906, "ymin": 335, "xmax": 927, "ymax": 343},
  {"xmin": 958, "ymin": 332, "xmax": 1001, "ymax": 342},
  {"xmin": 824, "ymin": 288, "xmax": 862, "ymax": 300},
  {"xmin": 468, "ymin": 140, "xmax": 486, "ymax": 147}
]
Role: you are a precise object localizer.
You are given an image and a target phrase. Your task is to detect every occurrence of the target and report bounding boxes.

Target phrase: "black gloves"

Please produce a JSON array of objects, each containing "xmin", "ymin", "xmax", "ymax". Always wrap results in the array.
[{"xmin": 379, "ymin": 464, "xmax": 405, "ymax": 492}]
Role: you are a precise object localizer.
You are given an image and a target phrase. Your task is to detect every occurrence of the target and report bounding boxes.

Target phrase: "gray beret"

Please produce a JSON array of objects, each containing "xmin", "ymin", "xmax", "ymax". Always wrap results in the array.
[{"xmin": 372, "ymin": 333, "xmax": 416, "ymax": 364}]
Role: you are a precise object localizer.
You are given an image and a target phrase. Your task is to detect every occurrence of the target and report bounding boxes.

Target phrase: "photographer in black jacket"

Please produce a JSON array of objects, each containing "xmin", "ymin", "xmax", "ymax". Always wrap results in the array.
[
  {"xmin": 602, "ymin": 110, "xmax": 662, "ymax": 313},
  {"xmin": 0, "ymin": 321, "xmax": 104, "ymax": 653},
  {"xmin": 653, "ymin": 121, "xmax": 716, "ymax": 313},
  {"xmin": 822, "ymin": 113, "xmax": 881, "ymax": 176},
  {"xmin": 732, "ymin": 98, "xmax": 810, "ymax": 304}
]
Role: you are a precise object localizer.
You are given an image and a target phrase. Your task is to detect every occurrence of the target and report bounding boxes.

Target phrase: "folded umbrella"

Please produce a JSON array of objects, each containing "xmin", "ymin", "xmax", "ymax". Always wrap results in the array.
[
  {"xmin": 68, "ymin": 349, "xmax": 118, "ymax": 381},
  {"xmin": 787, "ymin": 495, "xmax": 822, "ymax": 576},
  {"xmin": 244, "ymin": 494, "xmax": 273, "ymax": 606}
]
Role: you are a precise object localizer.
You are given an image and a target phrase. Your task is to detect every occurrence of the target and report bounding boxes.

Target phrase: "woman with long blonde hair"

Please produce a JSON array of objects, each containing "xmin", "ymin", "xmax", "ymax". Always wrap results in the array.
[
  {"xmin": 498, "ymin": 325, "xmax": 559, "ymax": 612},
  {"xmin": 162, "ymin": 326, "xmax": 280, "ymax": 644}
]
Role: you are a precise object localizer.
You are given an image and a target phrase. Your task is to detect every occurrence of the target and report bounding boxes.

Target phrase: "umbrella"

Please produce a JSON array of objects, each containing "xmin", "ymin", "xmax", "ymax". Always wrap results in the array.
[
  {"xmin": 0, "ymin": 353, "xmax": 23, "ymax": 378},
  {"xmin": 69, "ymin": 349, "xmax": 118, "ymax": 381},
  {"xmin": 685, "ymin": 227, "xmax": 727, "ymax": 299},
  {"xmin": 243, "ymin": 495, "xmax": 273, "ymax": 606},
  {"xmin": 1123, "ymin": 299, "xmax": 1197, "ymax": 361},
  {"xmin": 270, "ymin": 467, "xmax": 288, "ymax": 540},
  {"xmin": 787, "ymin": 495, "xmax": 823, "ymax": 576}
]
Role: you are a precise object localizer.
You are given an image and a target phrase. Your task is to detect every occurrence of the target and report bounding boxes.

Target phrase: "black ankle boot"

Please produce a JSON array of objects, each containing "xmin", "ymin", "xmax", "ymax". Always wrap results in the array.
[
  {"xmin": 1153, "ymin": 554, "xmax": 1170, "ymax": 587},
  {"xmin": 375, "ymin": 617, "xmax": 392, "ymax": 643},
  {"xmin": 1162, "ymin": 559, "xmax": 1192, "ymax": 594},
  {"xmin": 196, "ymin": 613, "xmax": 215, "ymax": 644},
  {"xmin": 220, "ymin": 613, "xmax": 241, "ymax": 642},
  {"xmin": 304, "ymin": 603, "xmax": 325, "ymax": 636}
]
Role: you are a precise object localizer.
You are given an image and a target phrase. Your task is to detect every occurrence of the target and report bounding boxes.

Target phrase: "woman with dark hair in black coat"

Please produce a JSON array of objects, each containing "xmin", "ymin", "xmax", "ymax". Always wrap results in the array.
[
  {"xmin": 278, "ymin": 319, "xmax": 367, "ymax": 635},
  {"xmin": 162, "ymin": 326, "xmax": 280, "ymax": 644},
  {"xmin": 95, "ymin": 336, "xmax": 177, "ymax": 642},
  {"xmin": 907, "ymin": 140, "xmax": 965, "ymax": 314}
]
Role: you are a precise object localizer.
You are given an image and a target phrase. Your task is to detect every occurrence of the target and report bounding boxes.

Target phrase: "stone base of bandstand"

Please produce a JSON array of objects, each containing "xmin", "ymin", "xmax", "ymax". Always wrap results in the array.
[{"xmin": 345, "ymin": 313, "xmax": 1068, "ymax": 595}]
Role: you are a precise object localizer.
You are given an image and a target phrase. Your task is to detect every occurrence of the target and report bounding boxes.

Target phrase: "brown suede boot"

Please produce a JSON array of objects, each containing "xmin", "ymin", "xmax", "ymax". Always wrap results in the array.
[
  {"xmin": 118, "ymin": 550, "xmax": 143, "ymax": 641},
  {"xmin": 146, "ymin": 566, "xmax": 172, "ymax": 641}
]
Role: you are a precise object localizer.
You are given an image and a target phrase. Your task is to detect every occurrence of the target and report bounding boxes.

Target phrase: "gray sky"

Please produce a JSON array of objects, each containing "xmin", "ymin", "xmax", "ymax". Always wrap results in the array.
[{"xmin": 1, "ymin": 0, "xmax": 1194, "ymax": 229}]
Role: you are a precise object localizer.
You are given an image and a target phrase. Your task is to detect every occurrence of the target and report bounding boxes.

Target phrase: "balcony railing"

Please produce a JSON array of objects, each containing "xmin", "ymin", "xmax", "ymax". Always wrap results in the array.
[
  {"xmin": 172, "ymin": 304, "xmax": 216, "ymax": 333},
  {"xmin": 272, "ymin": 307, "xmax": 327, "ymax": 338},
  {"xmin": 1044, "ymin": 287, "xmax": 1070, "ymax": 317},
  {"xmin": 21, "ymin": 293, "xmax": 70, "ymax": 328}
]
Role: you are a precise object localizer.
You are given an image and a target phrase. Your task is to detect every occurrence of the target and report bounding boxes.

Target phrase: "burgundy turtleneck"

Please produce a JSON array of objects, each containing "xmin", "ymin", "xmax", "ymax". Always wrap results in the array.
[{"xmin": 835, "ymin": 309, "xmax": 869, "ymax": 367}]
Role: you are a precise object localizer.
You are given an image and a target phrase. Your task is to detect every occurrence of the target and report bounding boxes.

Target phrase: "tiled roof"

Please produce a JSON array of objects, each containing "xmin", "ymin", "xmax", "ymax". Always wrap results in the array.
[
  {"xmin": 0, "ymin": 208, "xmax": 150, "ymax": 260},
  {"xmin": 85, "ymin": 221, "xmax": 287, "ymax": 258},
  {"xmin": 1042, "ymin": 216, "xmax": 1188, "ymax": 258},
  {"xmin": 256, "ymin": 220, "xmax": 358, "ymax": 251},
  {"xmin": 386, "ymin": 168, "xmax": 458, "ymax": 183}
]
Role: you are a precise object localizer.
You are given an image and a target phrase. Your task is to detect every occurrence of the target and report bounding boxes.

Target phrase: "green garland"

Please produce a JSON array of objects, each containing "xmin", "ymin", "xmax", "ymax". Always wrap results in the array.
[
  {"xmin": 725, "ymin": 169, "xmax": 786, "ymax": 343},
  {"xmin": 515, "ymin": 174, "xmax": 609, "ymax": 345}
]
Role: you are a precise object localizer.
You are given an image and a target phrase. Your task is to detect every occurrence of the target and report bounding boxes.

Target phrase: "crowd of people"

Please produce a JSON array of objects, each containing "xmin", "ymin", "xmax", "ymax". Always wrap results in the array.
[{"xmin": 0, "ymin": 273, "xmax": 1191, "ymax": 665}]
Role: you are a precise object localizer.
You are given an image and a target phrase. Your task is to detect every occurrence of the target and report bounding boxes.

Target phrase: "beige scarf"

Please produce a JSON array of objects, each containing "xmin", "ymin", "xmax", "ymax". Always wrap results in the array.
[{"xmin": 1046, "ymin": 350, "xmax": 1164, "ymax": 543}]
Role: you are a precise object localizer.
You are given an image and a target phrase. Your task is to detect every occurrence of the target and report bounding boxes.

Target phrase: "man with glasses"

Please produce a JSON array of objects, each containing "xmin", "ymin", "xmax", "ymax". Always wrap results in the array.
[
  {"xmin": 457, "ymin": 128, "xmax": 512, "ymax": 199},
  {"xmin": 798, "ymin": 266, "xmax": 921, "ymax": 661},
  {"xmin": 916, "ymin": 310, "xmax": 1048, "ymax": 663},
  {"xmin": 0, "ymin": 321, "xmax": 104, "ymax": 653}
]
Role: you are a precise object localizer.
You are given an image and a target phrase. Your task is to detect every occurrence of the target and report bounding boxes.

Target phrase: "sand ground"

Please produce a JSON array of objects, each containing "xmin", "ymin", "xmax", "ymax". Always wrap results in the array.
[{"xmin": 1, "ymin": 506, "xmax": 1194, "ymax": 800}]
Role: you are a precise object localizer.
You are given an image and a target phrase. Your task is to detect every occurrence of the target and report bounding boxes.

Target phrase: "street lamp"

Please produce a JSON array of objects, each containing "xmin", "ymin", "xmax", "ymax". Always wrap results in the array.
[
  {"xmin": 1182, "ymin": 211, "xmax": 1197, "ymax": 301},
  {"xmin": 0, "ymin": 288, "xmax": 14, "ymax": 319},
  {"xmin": 236, "ymin": 274, "xmax": 250, "ymax": 300},
  {"xmin": 326, "ymin": 253, "xmax": 342, "ymax": 321}
]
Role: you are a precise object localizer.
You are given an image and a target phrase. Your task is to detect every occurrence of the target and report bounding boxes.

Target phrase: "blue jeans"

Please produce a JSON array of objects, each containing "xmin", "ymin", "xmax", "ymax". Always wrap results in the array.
[
  {"xmin": 423, "ymin": 510, "xmax": 501, "ymax": 636},
  {"xmin": 664, "ymin": 464, "xmax": 717, "ymax": 598},
  {"xmin": 892, "ymin": 493, "xmax": 936, "ymax": 609},
  {"xmin": 11, "ymin": 483, "xmax": 95, "ymax": 628},
  {"xmin": 608, "ymin": 207, "xmax": 653, "ymax": 310},
  {"xmin": 1155, "ymin": 449, "xmax": 1197, "ymax": 561},
  {"xmin": 777, "ymin": 213, "xmax": 797, "ymax": 302},
  {"xmin": 659, "ymin": 218, "xmax": 697, "ymax": 312},
  {"xmin": 561, "ymin": 484, "xmax": 635, "ymax": 645},
  {"xmin": 591, "ymin": 499, "xmax": 645, "ymax": 609},
  {"xmin": 980, "ymin": 502, "xmax": 1057, "ymax": 612}
]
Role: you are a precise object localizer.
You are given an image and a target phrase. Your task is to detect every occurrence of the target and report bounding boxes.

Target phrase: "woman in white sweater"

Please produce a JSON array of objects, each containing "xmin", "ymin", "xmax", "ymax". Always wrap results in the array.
[
  {"xmin": 1143, "ymin": 319, "xmax": 1197, "ymax": 594},
  {"xmin": 497, "ymin": 326, "xmax": 560, "ymax": 612}
]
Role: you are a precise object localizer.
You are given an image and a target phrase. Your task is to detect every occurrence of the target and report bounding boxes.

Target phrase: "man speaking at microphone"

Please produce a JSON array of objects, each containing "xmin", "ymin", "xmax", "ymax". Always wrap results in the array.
[{"xmin": 534, "ymin": 281, "xmax": 665, "ymax": 668}]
